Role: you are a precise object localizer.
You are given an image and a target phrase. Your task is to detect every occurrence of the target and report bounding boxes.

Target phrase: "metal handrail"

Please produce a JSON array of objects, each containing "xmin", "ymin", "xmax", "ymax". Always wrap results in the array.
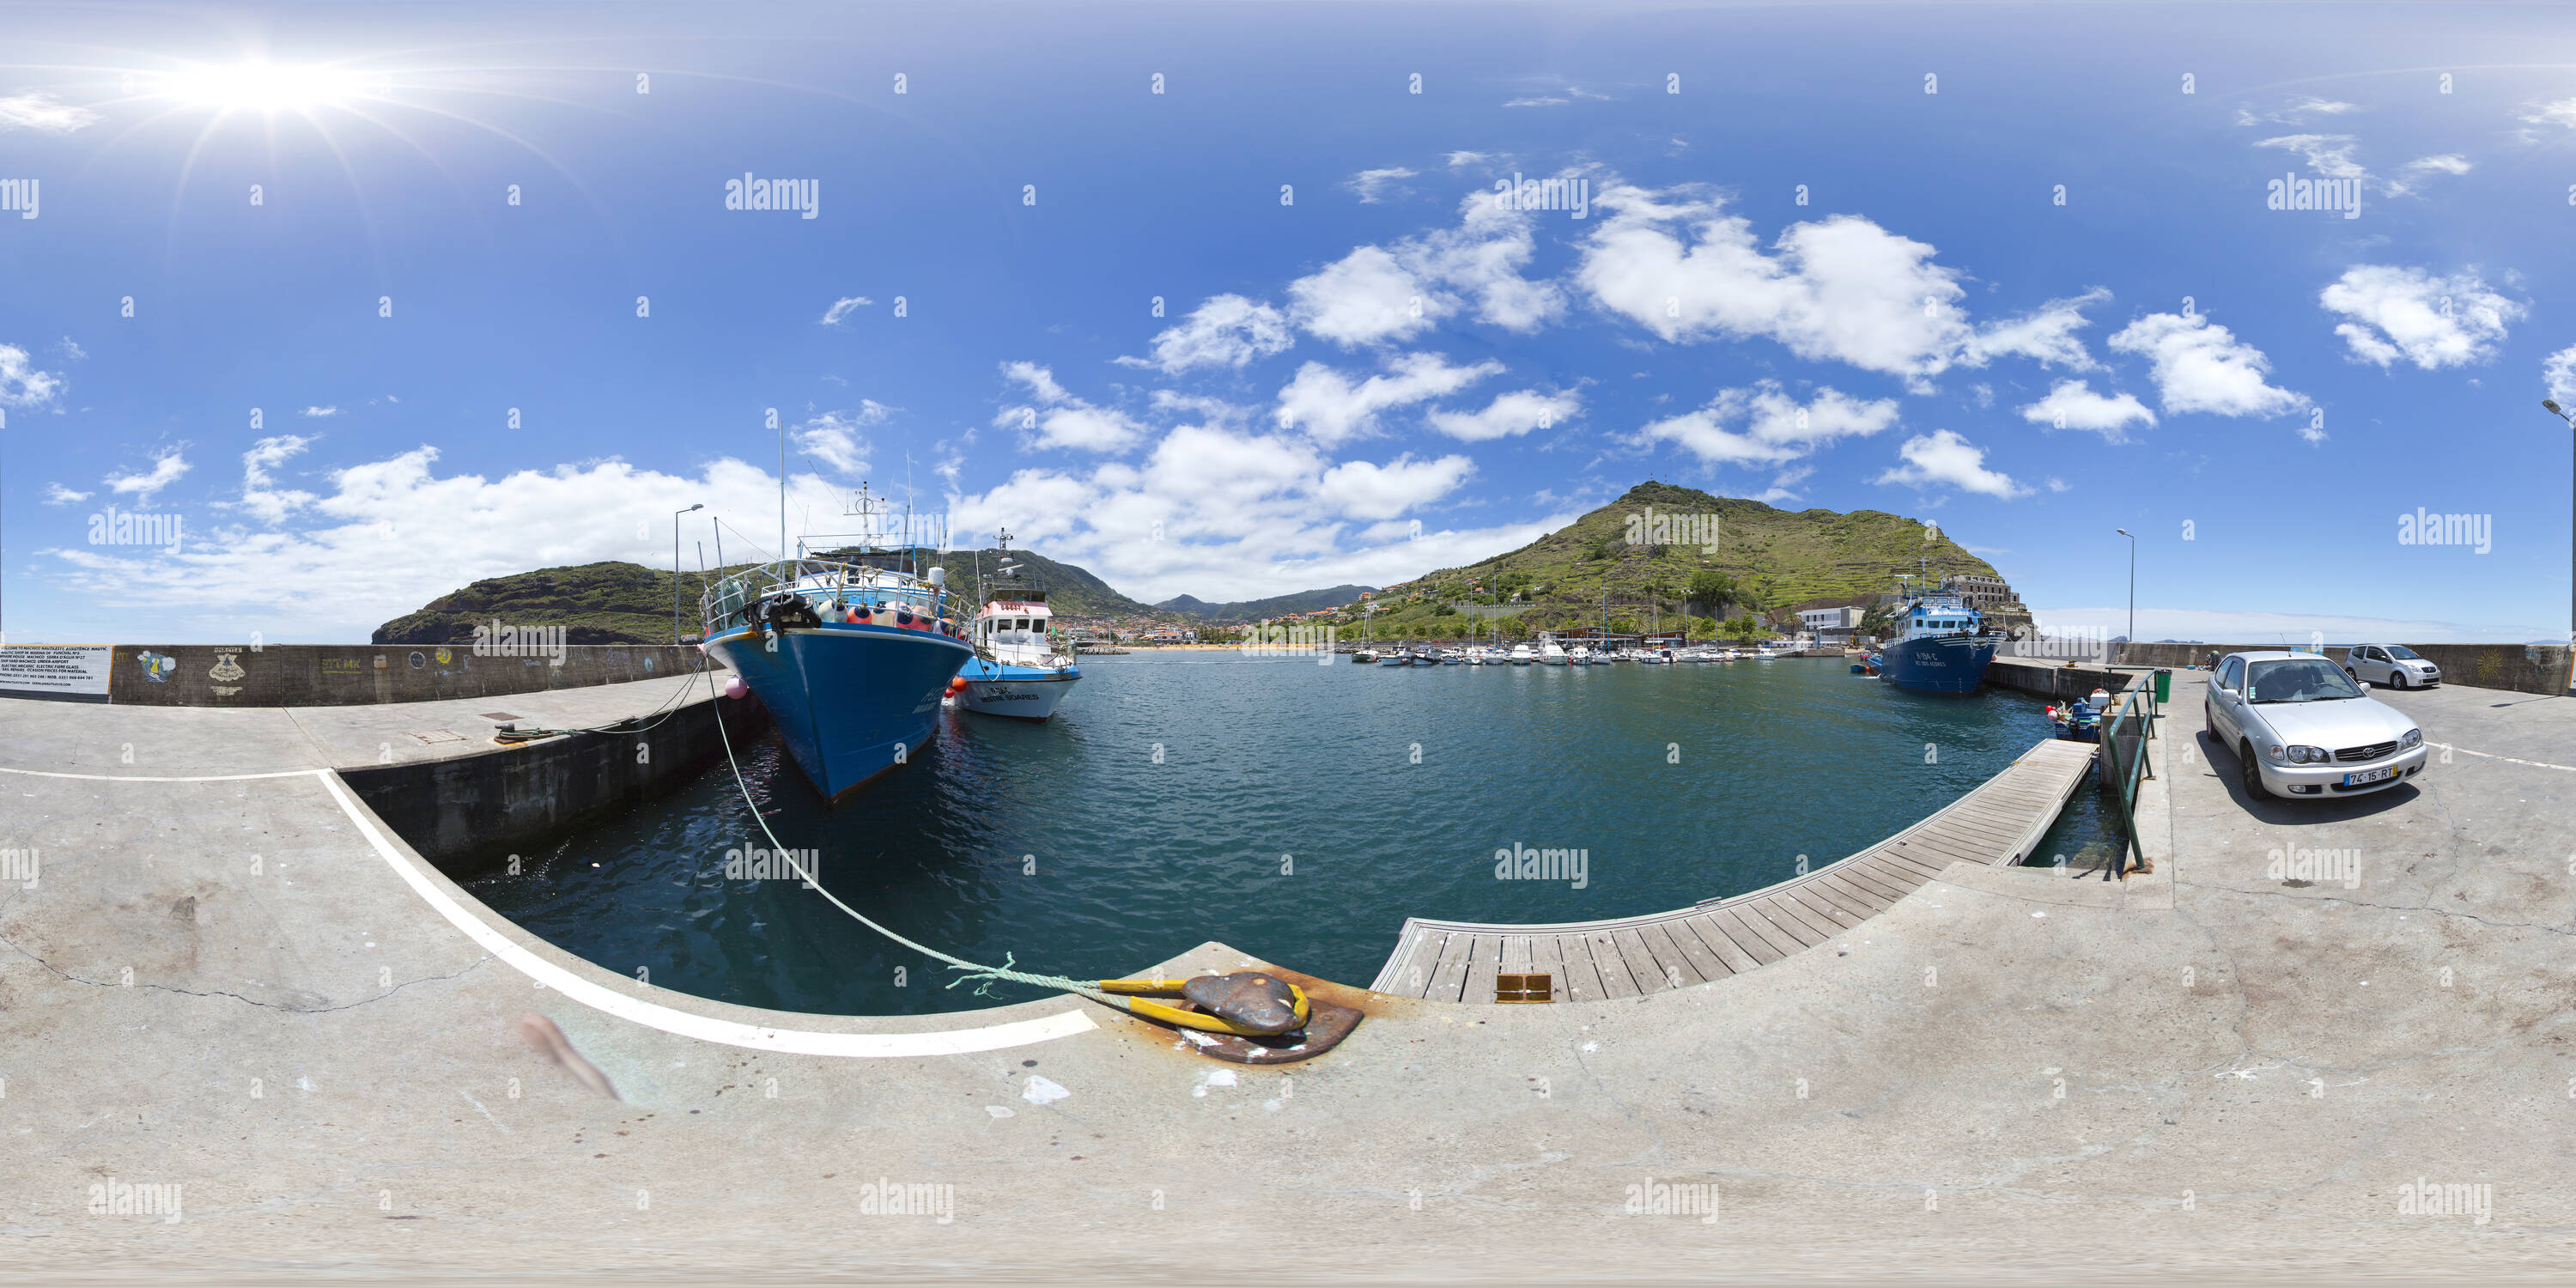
[
  {"xmin": 698, "ymin": 557, "xmax": 950, "ymax": 635},
  {"xmin": 2103, "ymin": 673, "xmax": 2159, "ymax": 875}
]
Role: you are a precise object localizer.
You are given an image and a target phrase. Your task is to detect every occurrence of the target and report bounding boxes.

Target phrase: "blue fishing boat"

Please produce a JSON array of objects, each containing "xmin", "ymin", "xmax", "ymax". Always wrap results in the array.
[
  {"xmin": 956, "ymin": 531, "xmax": 1081, "ymax": 720},
  {"xmin": 698, "ymin": 489, "xmax": 972, "ymax": 801},
  {"xmin": 1876, "ymin": 592, "xmax": 1999, "ymax": 695}
]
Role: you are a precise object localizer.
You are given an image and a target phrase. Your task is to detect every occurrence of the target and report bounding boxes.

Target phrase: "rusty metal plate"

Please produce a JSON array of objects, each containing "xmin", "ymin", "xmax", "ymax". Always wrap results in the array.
[{"xmin": 1135, "ymin": 999, "xmax": 1362, "ymax": 1065}]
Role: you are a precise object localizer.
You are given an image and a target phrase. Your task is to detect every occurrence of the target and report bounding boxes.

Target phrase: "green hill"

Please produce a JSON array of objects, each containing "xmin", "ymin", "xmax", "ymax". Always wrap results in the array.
[
  {"xmin": 931, "ymin": 547, "xmax": 1168, "ymax": 621},
  {"xmin": 372, "ymin": 561, "xmax": 704, "ymax": 646},
  {"xmin": 1157, "ymin": 584, "xmax": 1376, "ymax": 622},
  {"xmin": 373, "ymin": 550, "xmax": 1181, "ymax": 646},
  {"xmin": 1336, "ymin": 482, "xmax": 2007, "ymax": 640}
]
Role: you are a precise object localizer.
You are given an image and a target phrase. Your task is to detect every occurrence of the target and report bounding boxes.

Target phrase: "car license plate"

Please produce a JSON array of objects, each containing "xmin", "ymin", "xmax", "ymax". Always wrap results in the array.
[{"xmin": 2342, "ymin": 767, "xmax": 2393, "ymax": 786}]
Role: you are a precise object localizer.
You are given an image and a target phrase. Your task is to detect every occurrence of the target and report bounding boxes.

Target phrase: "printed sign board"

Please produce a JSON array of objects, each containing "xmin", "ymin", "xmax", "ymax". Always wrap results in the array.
[{"xmin": 0, "ymin": 646, "xmax": 115, "ymax": 702}]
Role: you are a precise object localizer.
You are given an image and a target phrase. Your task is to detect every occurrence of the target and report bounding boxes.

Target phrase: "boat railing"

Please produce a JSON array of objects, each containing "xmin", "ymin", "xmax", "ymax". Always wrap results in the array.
[{"xmin": 699, "ymin": 558, "xmax": 946, "ymax": 634}]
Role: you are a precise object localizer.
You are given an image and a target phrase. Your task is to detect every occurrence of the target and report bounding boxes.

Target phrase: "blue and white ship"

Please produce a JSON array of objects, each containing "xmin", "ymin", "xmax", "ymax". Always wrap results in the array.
[
  {"xmin": 698, "ymin": 489, "xmax": 972, "ymax": 801},
  {"xmin": 1877, "ymin": 590, "xmax": 2000, "ymax": 694},
  {"xmin": 955, "ymin": 532, "xmax": 1081, "ymax": 720}
]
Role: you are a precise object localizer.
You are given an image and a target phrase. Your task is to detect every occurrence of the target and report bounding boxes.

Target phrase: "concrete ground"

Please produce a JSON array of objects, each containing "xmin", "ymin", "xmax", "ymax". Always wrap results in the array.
[{"xmin": 3, "ymin": 671, "xmax": 2573, "ymax": 1282}]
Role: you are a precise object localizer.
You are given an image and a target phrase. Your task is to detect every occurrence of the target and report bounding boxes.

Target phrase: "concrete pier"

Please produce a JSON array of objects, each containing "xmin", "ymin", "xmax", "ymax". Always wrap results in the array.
[{"xmin": 4, "ymin": 672, "xmax": 2575, "ymax": 1279}]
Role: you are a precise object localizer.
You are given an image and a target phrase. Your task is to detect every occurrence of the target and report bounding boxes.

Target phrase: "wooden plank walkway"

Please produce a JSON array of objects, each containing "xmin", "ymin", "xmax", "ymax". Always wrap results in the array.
[{"xmin": 1368, "ymin": 738, "xmax": 2099, "ymax": 1003}]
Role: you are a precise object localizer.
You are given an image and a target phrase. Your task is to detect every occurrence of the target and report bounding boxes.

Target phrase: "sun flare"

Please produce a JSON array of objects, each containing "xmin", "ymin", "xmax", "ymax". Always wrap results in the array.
[{"xmin": 161, "ymin": 62, "xmax": 373, "ymax": 112}]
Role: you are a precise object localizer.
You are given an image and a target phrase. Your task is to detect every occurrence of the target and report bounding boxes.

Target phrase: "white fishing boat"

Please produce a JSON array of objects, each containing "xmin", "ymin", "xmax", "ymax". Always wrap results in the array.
[
  {"xmin": 1540, "ymin": 641, "xmax": 1568, "ymax": 666},
  {"xmin": 1566, "ymin": 644, "xmax": 1592, "ymax": 666},
  {"xmin": 956, "ymin": 531, "xmax": 1082, "ymax": 720},
  {"xmin": 1509, "ymin": 643, "xmax": 1534, "ymax": 665}
]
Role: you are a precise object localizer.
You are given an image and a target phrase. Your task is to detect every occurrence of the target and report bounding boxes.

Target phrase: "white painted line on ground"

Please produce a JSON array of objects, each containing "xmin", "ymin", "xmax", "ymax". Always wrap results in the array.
[
  {"xmin": 0, "ymin": 765, "xmax": 329, "ymax": 781},
  {"xmin": 2426, "ymin": 743, "xmax": 2576, "ymax": 775},
  {"xmin": 311, "ymin": 770, "xmax": 1098, "ymax": 1057},
  {"xmin": 8, "ymin": 760, "xmax": 1098, "ymax": 1056}
]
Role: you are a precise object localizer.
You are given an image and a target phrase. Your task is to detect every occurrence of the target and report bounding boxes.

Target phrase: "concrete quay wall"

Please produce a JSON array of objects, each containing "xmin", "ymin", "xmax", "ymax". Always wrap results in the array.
[{"xmin": 0, "ymin": 642, "xmax": 710, "ymax": 707}]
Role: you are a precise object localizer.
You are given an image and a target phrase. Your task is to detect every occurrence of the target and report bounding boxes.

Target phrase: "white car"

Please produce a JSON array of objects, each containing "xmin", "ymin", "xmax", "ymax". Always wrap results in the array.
[
  {"xmin": 2345, "ymin": 643, "xmax": 2441, "ymax": 690},
  {"xmin": 2205, "ymin": 652, "xmax": 2427, "ymax": 800}
]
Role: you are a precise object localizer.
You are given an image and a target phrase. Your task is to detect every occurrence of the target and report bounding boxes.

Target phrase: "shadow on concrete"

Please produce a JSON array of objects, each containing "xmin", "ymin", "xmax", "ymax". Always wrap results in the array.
[{"xmin": 2192, "ymin": 727, "xmax": 2420, "ymax": 825}]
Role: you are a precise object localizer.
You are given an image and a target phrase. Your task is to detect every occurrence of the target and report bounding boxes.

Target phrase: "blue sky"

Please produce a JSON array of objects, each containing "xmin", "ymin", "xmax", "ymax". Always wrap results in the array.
[{"xmin": 3, "ymin": 3, "xmax": 2573, "ymax": 644}]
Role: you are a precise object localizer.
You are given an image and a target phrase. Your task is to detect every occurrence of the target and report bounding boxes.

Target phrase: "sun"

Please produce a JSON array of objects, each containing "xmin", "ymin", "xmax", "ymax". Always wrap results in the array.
[{"xmin": 160, "ymin": 61, "xmax": 374, "ymax": 112}]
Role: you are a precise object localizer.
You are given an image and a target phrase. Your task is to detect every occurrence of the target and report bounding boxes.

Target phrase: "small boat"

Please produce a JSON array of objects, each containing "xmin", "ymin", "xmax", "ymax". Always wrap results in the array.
[
  {"xmin": 1567, "ymin": 644, "xmax": 1593, "ymax": 666},
  {"xmin": 1509, "ymin": 644, "xmax": 1534, "ymax": 665},
  {"xmin": 1540, "ymin": 641, "xmax": 1568, "ymax": 666},
  {"xmin": 1379, "ymin": 649, "xmax": 1412, "ymax": 666},
  {"xmin": 1353, "ymin": 648, "xmax": 1377, "ymax": 664},
  {"xmin": 2048, "ymin": 700, "xmax": 2102, "ymax": 743},
  {"xmin": 1637, "ymin": 649, "xmax": 1669, "ymax": 665},
  {"xmin": 1412, "ymin": 646, "xmax": 1440, "ymax": 665},
  {"xmin": 1440, "ymin": 647, "xmax": 1467, "ymax": 665},
  {"xmin": 1466, "ymin": 647, "xmax": 1486, "ymax": 665}
]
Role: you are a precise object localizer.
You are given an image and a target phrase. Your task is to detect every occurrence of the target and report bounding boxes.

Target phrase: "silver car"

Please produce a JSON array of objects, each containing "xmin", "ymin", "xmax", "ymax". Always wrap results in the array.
[
  {"xmin": 2204, "ymin": 652, "xmax": 2427, "ymax": 800},
  {"xmin": 2344, "ymin": 642, "xmax": 2442, "ymax": 690}
]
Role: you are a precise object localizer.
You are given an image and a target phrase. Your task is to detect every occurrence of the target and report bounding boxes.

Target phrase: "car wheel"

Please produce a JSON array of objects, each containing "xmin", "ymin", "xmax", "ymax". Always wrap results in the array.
[
  {"xmin": 2387, "ymin": 669, "xmax": 2407, "ymax": 691},
  {"xmin": 2239, "ymin": 740, "xmax": 2265, "ymax": 798}
]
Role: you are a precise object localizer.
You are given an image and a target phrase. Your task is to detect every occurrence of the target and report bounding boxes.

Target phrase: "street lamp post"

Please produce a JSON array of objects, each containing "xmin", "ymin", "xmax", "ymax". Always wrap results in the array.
[
  {"xmin": 673, "ymin": 503, "xmax": 703, "ymax": 643},
  {"xmin": 2115, "ymin": 528, "xmax": 2136, "ymax": 659},
  {"xmin": 2544, "ymin": 400, "xmax": 2575, "ymax": 693}
]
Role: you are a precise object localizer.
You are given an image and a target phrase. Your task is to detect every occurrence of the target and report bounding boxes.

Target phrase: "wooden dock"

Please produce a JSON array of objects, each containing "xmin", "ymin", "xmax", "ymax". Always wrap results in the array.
[{"xmin": 1369, "ymin": 738, "xmax": 2099, "ymax": 1003}]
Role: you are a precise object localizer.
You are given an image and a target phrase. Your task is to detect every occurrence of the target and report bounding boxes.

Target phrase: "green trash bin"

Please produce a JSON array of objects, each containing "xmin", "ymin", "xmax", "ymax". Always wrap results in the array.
[{"xmin": 2154, "ymin": 668, "xmax": 2172, "ymax": 703}]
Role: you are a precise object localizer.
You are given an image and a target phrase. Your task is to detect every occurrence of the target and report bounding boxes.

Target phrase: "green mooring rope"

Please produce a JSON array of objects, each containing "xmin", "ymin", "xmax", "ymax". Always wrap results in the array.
[{"xmin": 707, "ymin": 669, "xmax": 1112, "ymax": 1005}]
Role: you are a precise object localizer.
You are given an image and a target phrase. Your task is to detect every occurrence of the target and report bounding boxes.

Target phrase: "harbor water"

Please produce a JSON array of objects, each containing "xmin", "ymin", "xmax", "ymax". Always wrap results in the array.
[{"xmin": 470, "ymin": 653, "xmax": 2119, "ymax": 1015}]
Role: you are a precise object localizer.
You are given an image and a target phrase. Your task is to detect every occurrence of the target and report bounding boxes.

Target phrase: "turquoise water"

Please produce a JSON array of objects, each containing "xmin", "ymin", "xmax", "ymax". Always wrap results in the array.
[{"xmin": 468, "ymin": 653, "xmax": 2111, "ymax": 1014}]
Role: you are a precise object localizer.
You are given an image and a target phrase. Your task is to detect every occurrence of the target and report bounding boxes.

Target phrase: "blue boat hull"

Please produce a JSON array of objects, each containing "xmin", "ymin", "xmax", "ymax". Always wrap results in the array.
[
  {"xmin": 1879, "ymin": 635, "xmax": 1998, "ymax": 694},
  {"xmin": 703, "ymin": 622, "xmax": 973, "ymax": 800},
  {"xmin": 957, "ymin": 656, "xmax": 1080, "ymax": 720}
]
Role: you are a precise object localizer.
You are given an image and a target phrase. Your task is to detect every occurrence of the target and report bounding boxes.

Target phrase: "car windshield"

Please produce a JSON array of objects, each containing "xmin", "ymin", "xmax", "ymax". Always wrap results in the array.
[
  {"xmin": 2247, "ymin": 659, "xmax": 2363, "ymax": 703},
  {"xmin": 2385, "ymin": 645, "xmax": 2421, "ymax": 660}
]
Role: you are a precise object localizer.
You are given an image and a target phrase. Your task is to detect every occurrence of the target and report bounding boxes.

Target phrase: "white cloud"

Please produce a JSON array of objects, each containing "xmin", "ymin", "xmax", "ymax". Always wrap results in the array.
[
  {"xmin": 2521, "ymin": 98, "xmax": 2576, "ymax": 131},
  {"xmin": 2106, "ymin": 312, "xmax": 2306, "ymax": 418},
  {"xmin": 1638, "ymin": 381, "xmax": 1900, "ymax": 467},
  {"xmin": 795, "ymin": 404, "xmax": 890, "ymax": 476},
  {"xmin": 54, "ymin": 336, "xmax": 84, "ymax": 361},
  {"xmin": 43, "ymin": 483, "xmax": 90, "ymax": 505},
  {"xmin": 1344, "ymin": 167, "xmax": 1418, "ymax": 204},
  {"xmin": 105, "ymin": 449, "xmax": 191, "ymax": 501},
  {"xmin": 38, "ymin": 448, "xmax": 864, "ymax": 640},
  {"xmin": 1965, "ymin": 289, "xmax": 2110, "ymax": 369},
  {"xmin": 1504, "ymin": 96, "xmax": 1569, "ymax": 108},
  {"xmin": 2400, "ymin": 154, "xmax": 2471, "ymax": 177},
  {"xmin": 2019, "ymin": 380, "xmax": 2156, "ymax": 440},
  {"xmin": 235, "ymin": 435, "xmax": 318, "ymax": 524},
  {"xmin": 1874, "ymin": 429, "xmax": 2026, "ymax": 499},
  {"xmin": 2234, "ymin": 97, "xmax": 2359, "ymax": 126},
  {"xmin": 2319, "ymin": 265, "xmax": 2524, "ymax": 369},
  {"xmin": 0, "ymin": 93, "xmax": 99, "ymax": 133},
  {"xmin": 1317, "ymin": 453, "xmax": 1476, "ymax": 519},
  {"xmin": 2045, "ymin": 477, "xmax": 2070, "ymax": 494},
  {"xmin": 301, "ymin": 404, "xmax": 338, "ymax": 417},
  {"xmin": 1577, "ymin": 185, "xmax": 1982, "ymax": 386},
  {"xmin": 0, "ymin": 343, "xmax": 66, "ymax": 406},
  {"xmin": 993, "ymin": 362, "xmax": 1144, "ymax": 453},
  {"xmin": 945, "ymin": 423, "xmax": 1564, "ymax": 605},
  {"xmin": 1276, "ymin": 352, "xmax": 1503, "ymax": 446},
  {"xmin": 819, "ymin": 295, "xmax": 873, "ymax": 326},
  {"xmin": 1120, "ymin": 295, "xmax": 1293, "ymax": 374},
  {"xmin": 2256, "ymin": 134, "xmax": 2366, "ymax": 180},
  {"xmin": 2545, "ymin": 343, "xmax": 2576, "ymax": 407},
  {"xmin": 1285, "ymin": 191, "xmax": 1564, "ymax": 345},
  {"xmin": 1444, "ymin": 151, "xmax": 1496, "ymax": 168},
  {"xmin": 1425, "ymin": 388, "xmax": 1581, "ymax": 441}
]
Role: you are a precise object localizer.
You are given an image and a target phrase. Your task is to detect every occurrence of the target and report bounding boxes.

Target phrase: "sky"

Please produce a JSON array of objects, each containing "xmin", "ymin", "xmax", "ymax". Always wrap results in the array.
[{"xmin": 3, "ymin": 2, "xmax": 2573, "ymax": 645}]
